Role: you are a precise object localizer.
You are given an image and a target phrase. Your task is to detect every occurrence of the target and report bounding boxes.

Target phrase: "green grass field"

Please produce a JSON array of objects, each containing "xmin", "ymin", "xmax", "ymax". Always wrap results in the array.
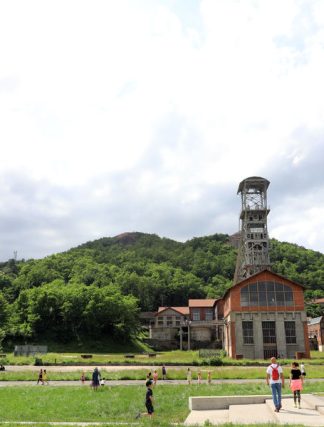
[
  {"xmin": 1, "ymin": 364, "xmax": 324, "ymax": 381},
  {"xmin": 1, "ymin": 349, "xmax": 324, "ymax": 367},
  {"xmin": 0, "ymin": 383, "xmax": 322, "ymax": 426}
]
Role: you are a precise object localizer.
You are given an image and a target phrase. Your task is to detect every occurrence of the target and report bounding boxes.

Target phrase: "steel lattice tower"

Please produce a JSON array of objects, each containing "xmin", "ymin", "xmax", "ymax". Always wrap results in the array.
[{"xmin": 234, "ymin": 176, "xmax": 271, "ymax": 283}]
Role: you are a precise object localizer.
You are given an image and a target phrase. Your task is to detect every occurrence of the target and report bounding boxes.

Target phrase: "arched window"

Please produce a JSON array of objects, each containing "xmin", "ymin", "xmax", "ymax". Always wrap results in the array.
[{"xmin": 240, "ymin": 281, "xmax": 294, "ymax": 307}]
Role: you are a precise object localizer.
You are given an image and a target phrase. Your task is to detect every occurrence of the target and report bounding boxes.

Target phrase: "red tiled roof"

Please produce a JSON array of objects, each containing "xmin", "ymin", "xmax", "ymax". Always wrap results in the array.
[
  {"xmin": 156, "ymin": 306, "xmax": 189, "ymax": 316},
  {"xmin": 188, "ymin": 299, "xmax": 217, "ymax": 308},
  {"xmin": 315, "ymin": 298, "xmax": 324, "ymax": 304}
]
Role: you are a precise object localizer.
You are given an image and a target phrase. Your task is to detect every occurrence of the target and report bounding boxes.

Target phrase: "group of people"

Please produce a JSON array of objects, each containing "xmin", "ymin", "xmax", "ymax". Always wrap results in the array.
[
  {"xmin": 145, "ymin": 365, "xmax": 167, "ymax": 385},
  {"xmin": 36, "ymin": 368, "xmax": 49, "ymax": 385},
  {"xmin": 89, "ymin": 367, "xmax": 106, "ymax": 390},
  {"xmin": 187, "ymin": 368, "xmax": 212, "ymax": 385},
  {"xmin": 33, "ymin": 358, "xmax": 306, "ymax": 418},
  {"xmin": 266, "ymin": 357, "xmax": 306, "ymax": 412},
  {"xmin": 138, "ymin": 358, "xmax": 307, "ymax": 418}
]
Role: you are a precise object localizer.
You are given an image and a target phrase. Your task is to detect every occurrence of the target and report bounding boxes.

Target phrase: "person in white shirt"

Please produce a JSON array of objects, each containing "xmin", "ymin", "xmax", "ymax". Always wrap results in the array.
[
  {"xmin": 300, "ymin": 362, "xmax": 306, "ymax": 377},
  {"xmin": 266, "ymin": 357, "xmax": 285, "ymax": 412}
]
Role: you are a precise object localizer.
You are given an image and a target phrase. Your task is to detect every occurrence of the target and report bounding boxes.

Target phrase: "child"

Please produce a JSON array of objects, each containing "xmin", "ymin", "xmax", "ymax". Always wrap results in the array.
[
  {"xmin": 81, "ymin": 371, "xmax": 86, "ymax": 384},
  {"xmin": 37, "ymin": 369, "xmax": 43, "ymax": 385},
  {"xmin": 290, "ymin": 362, "xmax": 303, "ymax": 409},
  {"xmin": 187, "ymin": 368, "xmax": 192, "ymax": 385},
  {"xmin": 197, "ymin": 370, "xmax": 202, "ymax": 385},
  {"xmin": 43, "ymin": 369, "xmax": 49, "ymax": 385},
  {"xmin": 135, "ymin": 380, "xmax": 154, "ymax": 418},
  {"xmin": 207, "ymin": 371, "xmax": 212, "ymax": 384},
  {"xmin": 153, "ymin": 370, "xmax": 158, "ymax": 386},
  {"xmin": 146, "ymin": 371, "xmax": 152, "ymax": 381}
]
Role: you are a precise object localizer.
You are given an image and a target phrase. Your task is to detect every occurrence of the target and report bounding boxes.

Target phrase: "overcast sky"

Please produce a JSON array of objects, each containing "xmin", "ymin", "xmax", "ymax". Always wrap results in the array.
[{"xmin": 1, "ymin": 0, "xmax": 324, "ymax": 261}]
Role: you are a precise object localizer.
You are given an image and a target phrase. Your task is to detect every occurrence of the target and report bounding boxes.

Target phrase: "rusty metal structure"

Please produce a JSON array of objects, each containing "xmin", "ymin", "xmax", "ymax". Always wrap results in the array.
[{"xmin": 234, "ymin": 176, "xmax": 271, "ymax": 283}]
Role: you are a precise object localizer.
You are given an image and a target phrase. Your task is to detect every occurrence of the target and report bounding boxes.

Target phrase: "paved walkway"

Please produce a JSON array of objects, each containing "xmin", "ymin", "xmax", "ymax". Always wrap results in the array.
[
  {"xmin": 185, "ymin": 394, "xmax": 324, "ymax": 426},
  {"xmin": 1, "ymin": 378, "xmax": 324, "ymax": 386},
  {"xmin": 0, "ymin": 423, "xmax": 140, "ymax": 426}
]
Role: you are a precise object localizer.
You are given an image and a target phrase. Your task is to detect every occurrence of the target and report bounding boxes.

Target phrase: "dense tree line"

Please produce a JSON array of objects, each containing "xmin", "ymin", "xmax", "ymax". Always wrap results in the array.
[{"xmin": 0, "ymin": 232, "xmax": 324, "ymax": 347}]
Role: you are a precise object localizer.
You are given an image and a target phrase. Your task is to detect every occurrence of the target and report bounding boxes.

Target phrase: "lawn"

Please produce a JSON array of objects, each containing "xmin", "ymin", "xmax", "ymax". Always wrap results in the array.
[
  {"xmin": 2, "ymin": 350, "xmax": 324, "ymax": 367},
  {"xmin": 0, "ymin": 383, "xmax": 323, "ymax": 426},
  {"xmin": 1, "ymin": 364, "xmax": 324, "ymax": 381}
]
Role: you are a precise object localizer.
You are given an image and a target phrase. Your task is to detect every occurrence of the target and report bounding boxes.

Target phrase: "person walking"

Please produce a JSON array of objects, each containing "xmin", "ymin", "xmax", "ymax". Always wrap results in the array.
[
  {"xmin": 162, "ymin": 365, "xmax": 167, "ymax": 380},
  {"xmin": 266, "ymin": 356, "xmax": 285, "ymax": 412},
  {"xmin": 152, "ymin": 370, "xmax": 158, "ymax": 386},
  {"xmin": 187, "ymin": 368, "xmax": 192, "ymax": 385},
  {"xmin": 207, "ymin": 370, "xmax": 212, "ymax": 385},
  {"xmin": 300, "ymin": 362, "xmax": 306, "ymax": 378},
  {"xmin": 197, "ymin": 370, "xmax": 202, "ymax": 385},
  {"xmin": 81, "ymin": 371, "xmax": 86, "ymax": 384},
  {"xmin": 42, "ymin": 369, "xmax": 49, "ymax": 385},
  {"xmin": 37, "ymin": 369, "xmax": 43, "ymax": 385},
  {"xmin": 290, "ymin": 362, "xmax": 303, "ymax": 408}
]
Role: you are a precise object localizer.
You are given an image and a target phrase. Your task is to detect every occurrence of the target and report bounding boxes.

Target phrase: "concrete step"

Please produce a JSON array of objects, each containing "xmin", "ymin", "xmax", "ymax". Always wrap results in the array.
[
  {"xmin": 184, "ymin": 409, "xmax": 229, "ymax": 425},
  {"xmin": 184, "ymin": 394, "xmax": 324, "ymax": 426},
  {"xmin": 267, "ymin": 397, "xmax": 324, "ymax": 426},
  {"xmin": 303, "ymin": 394, "xmax": 324, "ymax": 412},
  {"xmin": 228, "ymin": 403, "xmax": 276, "ymax": 424}
]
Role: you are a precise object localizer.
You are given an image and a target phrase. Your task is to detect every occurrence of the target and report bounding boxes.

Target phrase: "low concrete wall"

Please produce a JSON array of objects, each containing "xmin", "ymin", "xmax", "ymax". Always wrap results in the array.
[{"xmin": 189, "ymin": 394, "xmax": 291, "ymax": 410}]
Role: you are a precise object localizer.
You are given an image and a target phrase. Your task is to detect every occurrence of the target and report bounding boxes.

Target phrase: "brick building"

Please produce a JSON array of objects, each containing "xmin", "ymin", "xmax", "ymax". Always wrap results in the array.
[
  {"xmin": 308, "ymin": 316, "xmax": 324, "ymax": 352},
  {"xmin": 149, "ymin": 299, "xmax": 223, "ymax": 350},
  {"xmin": 223, "ymin": 269, "xmax": 310, "ymax": 359}
]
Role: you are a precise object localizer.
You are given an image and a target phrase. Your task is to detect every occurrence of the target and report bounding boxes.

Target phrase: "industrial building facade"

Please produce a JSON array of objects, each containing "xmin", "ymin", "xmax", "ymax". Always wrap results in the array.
[{"xmin": 223, "ymin": 269, "xmax": 310, "ymax": 359}]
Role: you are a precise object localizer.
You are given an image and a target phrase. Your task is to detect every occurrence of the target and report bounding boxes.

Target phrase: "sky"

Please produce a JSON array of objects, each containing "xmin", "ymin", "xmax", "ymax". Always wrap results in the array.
[{"xmin": 1, "ymin": 0, "xmax": 324, "ymax": 261}]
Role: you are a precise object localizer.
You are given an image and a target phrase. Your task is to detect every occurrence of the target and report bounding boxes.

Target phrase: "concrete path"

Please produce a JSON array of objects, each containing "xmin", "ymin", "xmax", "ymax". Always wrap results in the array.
[
  {"xmin": 0, "ymin": 423, "xmax": 140, "ymax": 426},
  {"xmin": 1, "ymin": 378, "xmax": 324, "ymax": 387},
  {"xmin": 185, "ymin": 394, "xmax": 324, "ymax": 426}
]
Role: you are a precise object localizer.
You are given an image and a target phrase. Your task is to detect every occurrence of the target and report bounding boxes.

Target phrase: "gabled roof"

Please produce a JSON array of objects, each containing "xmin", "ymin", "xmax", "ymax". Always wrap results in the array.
[
  {"xmin": 224, "ymin": 269, "xmax": 305, "ymax": 298},
  {"xmin": 156, "ymin": 306, "xmax": 189, "ymax": 316},
  {"xmin": 189, "ymin": 299, "xmax": 217, "ymax": 308},
  {"xmin": 308, "ymin": 316, "xmax": 323, "ymax": 325}
]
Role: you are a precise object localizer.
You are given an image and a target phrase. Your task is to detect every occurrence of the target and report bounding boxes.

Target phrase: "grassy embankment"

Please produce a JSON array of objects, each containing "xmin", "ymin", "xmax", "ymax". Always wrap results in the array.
[
  {"xmin": 0, "ymin": 383, "xmax": 323, "ymax": 426},
  {"xmin": 1, "ymin": 350, "xmax": 324, "ymax": 367}
]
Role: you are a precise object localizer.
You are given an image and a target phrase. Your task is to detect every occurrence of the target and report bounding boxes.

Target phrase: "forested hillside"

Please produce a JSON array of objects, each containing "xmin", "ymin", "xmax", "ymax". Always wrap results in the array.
[{"xmin": 0, "ymin": 232, "xmax": 324, "ymax": 348}]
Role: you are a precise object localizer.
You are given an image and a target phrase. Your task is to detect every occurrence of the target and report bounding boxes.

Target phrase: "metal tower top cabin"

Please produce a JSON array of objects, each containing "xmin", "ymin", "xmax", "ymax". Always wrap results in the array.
[{"xmin": 234, "ymin": 176, "xmax": 271, "ymax": 284}]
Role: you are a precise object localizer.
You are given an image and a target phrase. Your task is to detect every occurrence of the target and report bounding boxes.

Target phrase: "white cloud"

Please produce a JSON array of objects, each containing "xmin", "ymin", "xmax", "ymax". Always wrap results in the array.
[{"xmin": 0, "ymin": 0, "xmax": 324, "ymax": 259}]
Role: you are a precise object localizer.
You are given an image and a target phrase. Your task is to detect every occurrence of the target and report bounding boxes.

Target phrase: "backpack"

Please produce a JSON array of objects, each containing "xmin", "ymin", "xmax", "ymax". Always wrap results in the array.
[{"xmin": 271, "ymin": 364, "xmax": 280, "ymax": 381}]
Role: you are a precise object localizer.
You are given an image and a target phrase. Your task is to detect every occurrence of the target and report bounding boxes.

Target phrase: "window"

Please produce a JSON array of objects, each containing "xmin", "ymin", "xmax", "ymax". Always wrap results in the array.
[
  {"xmin": 240, "ymin": 281, "xmax": 294, "ymax": 307},
  {"xmin": 175, "ymin": 316, "xmax": 181, "ymax": 326},
  {"xmin": 285, "ymin": 321, "xmax": 297, "ymax": 344},
  {"xmin": 262, "ymin": 321, "xmax": 276, "ymax": 344},
  {"xmin": 242, "ymin": 321, "xmax": 254, "ymax": 344},
  {"xmin": 166, "ymin": 316, "xmax": 173, "ymax": 326},
  {"xmin": 193, "ymin": 309, "xmax": 200, "ymax": 321},
  {"xmin": 158, "ymin": 317, "xmax": 164, "ymax": 326},
  {"xmin": 205, "ymin": 309, "xmax": 213, "ymax": 321}
]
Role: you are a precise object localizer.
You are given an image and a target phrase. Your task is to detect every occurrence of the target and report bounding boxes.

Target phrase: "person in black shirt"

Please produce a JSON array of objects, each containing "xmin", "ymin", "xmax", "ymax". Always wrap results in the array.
[
  {"xmin": 162, "ymin": 365, "xmax": 167, "ymax": 380},
  {"xmin": 91, "ymin": 367, "xmax": 100, "ymax": 391},
  {"xmin": 135, "ymin": 380, "xmax": 154, "ymax": 419},
  {"xmin": 290, "ymin": 362, "xmax": 303, "ymax": 408}
]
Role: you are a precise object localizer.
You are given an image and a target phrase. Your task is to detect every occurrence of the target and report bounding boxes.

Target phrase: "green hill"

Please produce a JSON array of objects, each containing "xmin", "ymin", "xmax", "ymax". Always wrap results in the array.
[{"xmin": 0, "ymin": 232, "xmax": 323, "ymax": 348}]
